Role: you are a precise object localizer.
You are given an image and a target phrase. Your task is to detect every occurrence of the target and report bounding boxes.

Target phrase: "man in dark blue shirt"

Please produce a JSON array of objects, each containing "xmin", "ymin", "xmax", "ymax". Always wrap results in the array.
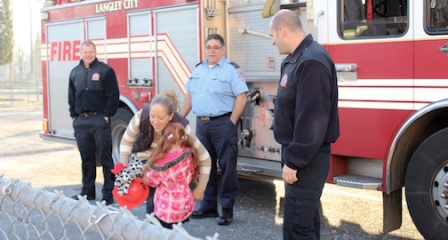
[
  {"xmin": 269, "ymin": 9, "xmax": 340, "ymax": 240},
  {"xmin": 69, "ymin": 40, "xmax": 119, "ymax": 205}
]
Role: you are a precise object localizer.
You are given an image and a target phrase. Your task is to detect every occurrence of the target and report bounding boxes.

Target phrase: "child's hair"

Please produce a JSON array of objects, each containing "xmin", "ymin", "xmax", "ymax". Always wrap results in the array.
[{"xmin": 144, "ymin": 122, "xmax": 200, "ymax": 179}]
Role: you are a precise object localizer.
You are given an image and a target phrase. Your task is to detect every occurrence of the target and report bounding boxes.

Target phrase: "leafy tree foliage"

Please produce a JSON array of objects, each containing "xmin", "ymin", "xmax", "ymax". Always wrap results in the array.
[{"xmin": 0, "ymin": 0, "xmax": 13, "ymax": 66}]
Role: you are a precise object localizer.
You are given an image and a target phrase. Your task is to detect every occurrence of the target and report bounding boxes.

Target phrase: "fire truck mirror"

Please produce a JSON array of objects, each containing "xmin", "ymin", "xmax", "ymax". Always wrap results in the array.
[{"xmin": 262, "ymin": 0, "xmax": 280, "ymax": 18}]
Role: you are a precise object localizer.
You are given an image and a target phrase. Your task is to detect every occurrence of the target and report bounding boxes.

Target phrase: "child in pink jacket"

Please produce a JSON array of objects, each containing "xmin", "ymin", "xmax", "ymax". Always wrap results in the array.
[{"xmin": 143, "ymin": 122, "xmax": 200, "ymax": 229}]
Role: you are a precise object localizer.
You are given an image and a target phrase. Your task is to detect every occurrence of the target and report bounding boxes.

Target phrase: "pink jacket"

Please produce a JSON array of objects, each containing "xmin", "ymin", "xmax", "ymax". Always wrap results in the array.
[{"xmin": 144, "ymin": 147, "xmax": 195, "ymax": 223}]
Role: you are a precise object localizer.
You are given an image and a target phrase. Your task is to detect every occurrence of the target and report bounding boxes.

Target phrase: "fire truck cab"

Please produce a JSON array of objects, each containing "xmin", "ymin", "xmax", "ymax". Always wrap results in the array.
[{"xmin": 40, "ymin": 0, "xmax": 448, "ymax": 239}]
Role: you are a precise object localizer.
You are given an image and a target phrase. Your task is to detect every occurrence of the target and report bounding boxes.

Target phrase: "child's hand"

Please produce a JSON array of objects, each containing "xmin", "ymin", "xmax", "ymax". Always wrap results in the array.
[{"xmin": 192, "ymin": 188, "xmax": 204, "ymax": 201}]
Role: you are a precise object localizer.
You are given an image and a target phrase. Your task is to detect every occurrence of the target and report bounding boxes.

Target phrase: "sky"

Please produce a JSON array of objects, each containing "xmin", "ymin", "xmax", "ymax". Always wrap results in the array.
[{"xmin": 12, "ymin": 0, "xmax": 44, "ymax": 54}]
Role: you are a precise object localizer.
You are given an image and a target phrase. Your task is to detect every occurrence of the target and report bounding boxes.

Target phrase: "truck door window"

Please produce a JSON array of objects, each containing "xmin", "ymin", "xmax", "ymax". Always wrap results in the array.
[
  {"xmin": 339, "ymin": 0, "xmax": 408, "ymax": 39},
  {"xmin": 426, "ymin": 0, "xmax": 448, "ymax": 34}
]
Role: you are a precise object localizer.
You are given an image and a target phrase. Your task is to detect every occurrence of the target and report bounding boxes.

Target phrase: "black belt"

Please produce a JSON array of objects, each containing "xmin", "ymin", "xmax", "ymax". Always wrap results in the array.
[
  {"xmin": 80, "ymin": 112, "xmax": 99, "ymax": 117},
  {"xmin": 198, "ymin": 112, "xmax": 232, "ymax": 121}
]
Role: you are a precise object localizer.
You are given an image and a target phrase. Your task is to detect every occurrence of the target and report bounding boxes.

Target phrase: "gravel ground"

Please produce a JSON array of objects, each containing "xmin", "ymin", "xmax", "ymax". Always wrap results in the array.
[{"xmin": 0, "ymin": 103, "xmax": 424, "ymax": 240}]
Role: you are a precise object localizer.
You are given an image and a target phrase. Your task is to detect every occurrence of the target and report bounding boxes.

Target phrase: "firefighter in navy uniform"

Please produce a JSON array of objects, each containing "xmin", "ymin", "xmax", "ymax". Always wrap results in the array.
[
  {"xmin": 181, "ymin": 34, "xmax": 248, "ymax": 226},
  {"xmin": 69, "ymin": 40, "xmax": 120, "ymax": 205},
  {"xmin": 269, "ymin": 10, "xmax": 340, "ymax": 239}
]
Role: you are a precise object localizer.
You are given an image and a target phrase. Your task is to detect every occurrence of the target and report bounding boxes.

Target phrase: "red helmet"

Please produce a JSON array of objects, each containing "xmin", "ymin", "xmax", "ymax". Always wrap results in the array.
[{"xmin": 112, "ymin": 177, "xmax": 149, "ymax": 210}]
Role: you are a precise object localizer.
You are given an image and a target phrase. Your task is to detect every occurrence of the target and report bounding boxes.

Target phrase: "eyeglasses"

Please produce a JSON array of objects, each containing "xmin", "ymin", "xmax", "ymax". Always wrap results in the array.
[{"xmin": 206, "ymin": 45, "xmax": 224, "ymax": 50}]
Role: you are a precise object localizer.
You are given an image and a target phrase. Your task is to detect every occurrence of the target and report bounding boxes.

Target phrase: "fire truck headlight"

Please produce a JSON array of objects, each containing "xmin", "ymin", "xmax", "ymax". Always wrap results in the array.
[{"xmin": 140, "ymin": 92, "xmax": 151, "ymax": 102}]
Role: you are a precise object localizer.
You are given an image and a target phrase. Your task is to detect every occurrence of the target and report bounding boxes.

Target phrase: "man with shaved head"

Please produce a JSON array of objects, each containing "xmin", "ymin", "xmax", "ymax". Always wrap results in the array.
[{"xmin": 269, "ymin": 9, "xmax": 340, "ymax": 240}]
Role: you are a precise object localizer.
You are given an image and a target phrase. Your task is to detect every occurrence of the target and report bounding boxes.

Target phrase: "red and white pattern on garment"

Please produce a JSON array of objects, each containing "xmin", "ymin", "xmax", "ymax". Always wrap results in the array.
[
  {"xmin": 144, "ymin": 147, "xmax": 195, "ymax": 223},
  {"xmin": 280, "ymin": 73, "xmax": 288, "ymax": 88},
  {"xmin": 237, "ymin": 69, "xmax": 245, "ymax": 82}
]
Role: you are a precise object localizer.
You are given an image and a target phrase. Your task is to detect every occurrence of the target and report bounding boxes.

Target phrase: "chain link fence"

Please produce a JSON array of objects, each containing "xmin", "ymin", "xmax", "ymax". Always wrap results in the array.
[
  {"xmin": 0, "ymin": 175, "xmax": 219, "ymax": 240},
  {"xmin": 0, "ymin": 81, "xmax": 42, "ymax": 107}
]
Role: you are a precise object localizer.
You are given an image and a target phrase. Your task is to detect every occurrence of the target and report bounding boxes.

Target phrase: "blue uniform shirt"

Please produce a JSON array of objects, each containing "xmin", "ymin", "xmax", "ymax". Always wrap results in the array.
[{"xmin": 185, "ymin": 57, "xmax": 248, "ymax": 117}]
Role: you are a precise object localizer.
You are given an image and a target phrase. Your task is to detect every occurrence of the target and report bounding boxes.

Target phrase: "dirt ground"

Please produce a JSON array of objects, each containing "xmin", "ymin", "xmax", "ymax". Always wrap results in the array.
[{"xmin": 0, "ymin": 103, "xmax": 424, "ymax": 240}]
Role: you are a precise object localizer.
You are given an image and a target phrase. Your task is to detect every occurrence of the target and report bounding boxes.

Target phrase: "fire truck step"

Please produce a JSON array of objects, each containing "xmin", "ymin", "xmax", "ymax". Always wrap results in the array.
[{"xmin": 333, "ymin": 174, "xmax": 382, "ymax": 190}]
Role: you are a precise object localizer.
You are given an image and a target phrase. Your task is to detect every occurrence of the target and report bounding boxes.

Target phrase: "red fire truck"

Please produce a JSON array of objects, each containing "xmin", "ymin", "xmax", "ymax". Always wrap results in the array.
[{"xmin": 40, "ymin": 0, "xmax": 448, "ymax": 238}]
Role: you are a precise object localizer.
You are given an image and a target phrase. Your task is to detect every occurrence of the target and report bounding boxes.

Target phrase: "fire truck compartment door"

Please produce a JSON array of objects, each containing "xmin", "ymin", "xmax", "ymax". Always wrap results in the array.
[
  {"xmin": 46, "ymin": 21, "xmax": 85, "ymax": 140},
  {"xmin": 46, "ymin": 18, "xmax": 106, "ymax": 140},
  {"xmin": 154, "ymin": 5, "xmax": 199, "ymax": 132}
]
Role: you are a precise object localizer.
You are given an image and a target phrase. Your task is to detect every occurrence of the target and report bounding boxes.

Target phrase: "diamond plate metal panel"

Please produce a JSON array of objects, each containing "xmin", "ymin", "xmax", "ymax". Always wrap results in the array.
[
  {"xmin": 239, "ymin": 82, "xmax": 281, "ymax": 162},
  {"xmin": 228, "ymin": 9, "xmax": 282, "ymax": 82},
  {"xmin": 333, "ymin": 175, "xmax": 382, "ymax": 190},
  {"xmin": 347, "ymin": 157, "xmax": 383, "ymax": 179},
  {"xmin": 227, "ymin": 6, "xmax": 308, "ymax": 82}
]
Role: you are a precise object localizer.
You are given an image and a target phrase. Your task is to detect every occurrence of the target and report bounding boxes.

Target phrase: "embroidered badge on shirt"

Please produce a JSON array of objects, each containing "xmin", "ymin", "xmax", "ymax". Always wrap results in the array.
[
  {"xmin": 237, "ymin": 69, "xmax": 245, "ymax": 82},
  {"xmin": 280, "ymin": 74, "xmax": 288, "ymax": 88},
  {"xmin": 91, "ymin": 73, "xmax": 100, "ymax": 81}
]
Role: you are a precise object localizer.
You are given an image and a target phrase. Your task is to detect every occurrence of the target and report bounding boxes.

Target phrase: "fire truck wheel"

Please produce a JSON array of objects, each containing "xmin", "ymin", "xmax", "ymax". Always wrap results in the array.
[
  {"xmin": 405, "ymin": 127, "xmax": 448, "ymax": 240},
  {"xmin": 110, "ymin": 108, "xmax": 134, "ymax": 164}
]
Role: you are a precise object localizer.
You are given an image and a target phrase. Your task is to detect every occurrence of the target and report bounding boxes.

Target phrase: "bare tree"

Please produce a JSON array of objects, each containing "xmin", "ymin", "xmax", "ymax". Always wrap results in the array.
[
  {"xmin": 32, "ymin": 33, "xmax": 42, "ymax": 81},
  {"xmin": 15, "ymin": 47, "xmax": 29, "ymax": 82}
]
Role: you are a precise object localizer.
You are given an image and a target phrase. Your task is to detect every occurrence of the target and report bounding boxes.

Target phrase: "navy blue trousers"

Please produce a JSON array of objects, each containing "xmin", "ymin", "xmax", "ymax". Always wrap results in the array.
[
  {"xmin": 73, "ymin": 113, "xmax": 115, "ymax": 199},
  {"xmin": 282, "ymin": 143, "xmax": 330, "ymax": 240},
  {"xmin": 195, "ymin": 115, "xmax": 239, "ymax": 211}
]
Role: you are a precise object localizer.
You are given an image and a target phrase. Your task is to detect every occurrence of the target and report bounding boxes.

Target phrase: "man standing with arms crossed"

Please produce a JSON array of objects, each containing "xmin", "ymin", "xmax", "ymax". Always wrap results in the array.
[
  {"xmin": 182, "ymin": 34, "xmax": 248, "ymax": 226},
  {"xmin": 69, "ymin": 40, "xmax": 119, "ymax": 205},
  {"xmin": 269, "ymin": 10, "xmax": 340, "ymax": 239}
]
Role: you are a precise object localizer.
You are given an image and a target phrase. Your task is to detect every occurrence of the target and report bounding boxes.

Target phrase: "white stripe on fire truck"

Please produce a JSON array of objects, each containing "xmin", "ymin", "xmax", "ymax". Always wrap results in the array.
[
  {"xmin": 40, "ymin": 36, "xmax": 191, "ymax": 94},
  {"xmin": 339, "ymin": 79, "xmax": 448, "ymax": 86},
  {"xmin": 339, "ymin": 101, "xmax": 412, "ymax": 110},
  {"xmin": 100, "ymin": 35, "xmax": 190, "ymax": 93},
  {"xmin": 339, "ymin": 101, "xmax": 436, "ymax": 111},
  {"xmin": 339, "ymin": 79, "xmax": 448, "ymax": 110}
]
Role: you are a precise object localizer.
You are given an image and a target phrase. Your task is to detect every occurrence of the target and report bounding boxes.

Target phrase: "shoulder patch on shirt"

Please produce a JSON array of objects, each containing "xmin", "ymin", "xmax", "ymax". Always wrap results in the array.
[
  {"xmin": 280, "ymin": 74, "xmax": 288, "ymax": 88},
  {"xmin": 229, "ymin": 62, "xmax": 240, "ymax": 69},
  {"xmin": 195, "ymin": 61, "xmax": 203, "ymax": 67},
  {"xmin": 237, "ymin": 69, "xmax": 245, "ymax": 82}
]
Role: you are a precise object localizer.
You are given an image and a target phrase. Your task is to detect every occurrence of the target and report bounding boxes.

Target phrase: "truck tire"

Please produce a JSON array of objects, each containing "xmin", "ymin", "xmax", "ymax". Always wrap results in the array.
[
  {"xmin": 405, "ymin": 127, "xmax": 448, "ymax": 240},
  {"xmin": 110, "ymin": 108, "xmax": 134, "ymax": 164}
]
